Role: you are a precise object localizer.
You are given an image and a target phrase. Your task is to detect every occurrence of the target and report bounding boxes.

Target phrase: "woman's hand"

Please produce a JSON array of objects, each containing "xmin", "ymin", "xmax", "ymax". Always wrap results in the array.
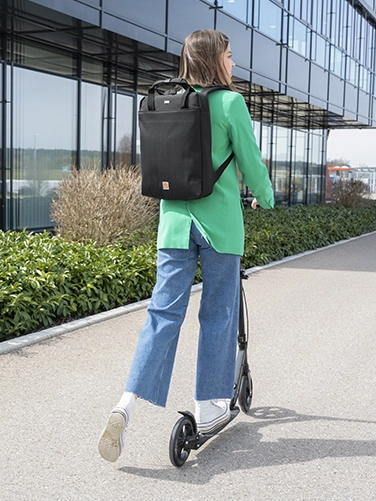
[{"xmin": 251, "ymin": 197, "xmax": 259, "ymax": 210}]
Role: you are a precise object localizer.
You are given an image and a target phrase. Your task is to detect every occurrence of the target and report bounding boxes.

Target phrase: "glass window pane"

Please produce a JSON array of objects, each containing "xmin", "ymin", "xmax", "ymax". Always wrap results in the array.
[
  {"xmin": 13, "ymin": 39, "xmax": 76, "ymax": 77},
  {"xmin": 5, "ymin": 69, "xmax": 11, "ymax": 230},
  {"xmin": 308, "ymin": 132, "xmax": 324, "ymax": 204},
  {"xmin": 333, "ymin": 0, "xmax": 342, "ymax": 46},
  {"xmin": 12, "ymin": 67, "xmax": 77, "ymax": 229},
  {"xmin": 322, "ymin": 0, "xmax": 330, "ymax": 37},
  {"xmin": 82, "ymin": 58, "xmax": 105, "ymax": 84},
  {"xmin": 293, "ymin": 0, "xmax": 300, "ymax": 18},
  {"xmin": 301, "ymin": 0, "xmax": 309, "ymax": 23},
  {"xmin": 369, "ymin": 26, "xmax": 376, "ymax": 70},
  {"xmin": 0, "ymin": 64, "xmax": 2, "ymax": 229},
  {"xmin": 291, "ymin": 130, "xmax": 306, "ymax": 204},
  {"xmin": 81, "ymin": 82, "xmax": 108, "ymax": 166},
  {"xmin": 313, "ymin": 34, "xmax": 327, "ymax": 68},
  {"xmin": 359, "ymin": 66, "xmax": 370, "ymax": 92},
  {"xmin": 112, "ymin": 92, "xmax": 134, "ymax": 167},
  {"xmin": 346, "ymin": 5, "xmax": 354, "ymax": 53},
  {"xmin": 244, "ymin": 121, "xmax": 272, "ymax": 199},
  {"xmin": 136, "ymin": 94, "xmax": 143, "ymax": 165},
  {"xmin": 105, "ymin": 0, "xmax": 166, "ymax": 33},
  {"xmin": 273, "ymin": 125, "xmax": 290, "ymax": 206},
  {"xmin": 253, "ymin": 0, "xmax": 259, "ymax": 27},
  {"xmin": 259, "ymin": 0, "xmax": 281, "ymax": 41},
  {"xmin": 221, "ymin": 0, "xmax": 247, "ymax": 21},
  {"xmin": 330, "ymin": 45, "xmax": 344, "ymax": 78},
  {"xmin": 260, "ymin": 122, "xmax": 272, "ymax": 170},
  {"xmin": 312, "ymin": 1, "xmax": 322, "ymax": 33},
  {"xmin": 353, "ymin": 10, "xmax": 361, "ymax": 60},
  {"xmin": 289, "ymin": 18, "xmax": 309, "ymax": 57},
  {"xmin": 346, "ymin": 57, "xmax": 357, "ymax": 86}
]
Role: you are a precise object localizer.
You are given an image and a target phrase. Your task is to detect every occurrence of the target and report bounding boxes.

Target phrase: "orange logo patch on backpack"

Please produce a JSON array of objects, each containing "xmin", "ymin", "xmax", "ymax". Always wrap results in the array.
[{"xmin": 162, "ymin": 181, "xmax": 170, "ymax": 190}]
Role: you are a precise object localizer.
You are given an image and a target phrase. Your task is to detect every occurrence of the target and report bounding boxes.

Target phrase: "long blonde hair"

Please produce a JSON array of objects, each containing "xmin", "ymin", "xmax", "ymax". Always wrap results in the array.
[{"xmin": 179, "ymin": 29, "xmax": 232, "ymax": 87}]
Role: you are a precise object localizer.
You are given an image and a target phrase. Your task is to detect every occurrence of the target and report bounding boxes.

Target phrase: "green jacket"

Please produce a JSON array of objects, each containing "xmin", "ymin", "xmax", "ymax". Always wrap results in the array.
[{"xmin": 157, "ymin": 89, "xmax": 274, "ymax": 255}]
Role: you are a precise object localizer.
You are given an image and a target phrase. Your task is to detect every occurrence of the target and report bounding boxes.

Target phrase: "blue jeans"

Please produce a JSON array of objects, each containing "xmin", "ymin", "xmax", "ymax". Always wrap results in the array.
[{"xmin": 125, "ymin": 222, "xmax": 240, "ymax": 407}]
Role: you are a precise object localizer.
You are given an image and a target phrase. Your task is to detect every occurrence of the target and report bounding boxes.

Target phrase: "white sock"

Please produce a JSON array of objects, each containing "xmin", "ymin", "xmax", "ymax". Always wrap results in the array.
[{"xmin": 116, "ymin": 391, "xmax": 136, "ymax": 410}]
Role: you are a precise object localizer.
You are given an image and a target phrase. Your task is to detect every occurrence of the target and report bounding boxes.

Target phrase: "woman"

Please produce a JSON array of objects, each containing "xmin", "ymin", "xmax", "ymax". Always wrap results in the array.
[{"xmin": 98, "ymin": 29, "xmax": 274, "ymax": 462}]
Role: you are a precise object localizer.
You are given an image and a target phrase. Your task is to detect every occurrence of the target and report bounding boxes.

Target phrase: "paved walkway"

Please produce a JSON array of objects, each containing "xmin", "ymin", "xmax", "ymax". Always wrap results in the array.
[{"xmin": 1, "ymin": 233, "xmax": 376, "ymax": 501}]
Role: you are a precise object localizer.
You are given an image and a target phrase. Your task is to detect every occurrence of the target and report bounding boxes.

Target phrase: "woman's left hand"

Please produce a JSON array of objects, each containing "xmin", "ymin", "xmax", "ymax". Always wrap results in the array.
[{"xmin": 251, "ymin": 197, "xmax": 259, "ymax": 210}]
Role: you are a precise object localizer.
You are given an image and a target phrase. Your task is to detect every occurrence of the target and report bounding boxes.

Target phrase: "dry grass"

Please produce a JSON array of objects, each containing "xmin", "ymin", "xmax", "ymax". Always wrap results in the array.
[
  {"xmin": 331, "ymin": 178, "xmax": 373, "ymax": 209},
  {"xmin": 51, "ymin": 164, "xmax": 158, "ymax": 246}
]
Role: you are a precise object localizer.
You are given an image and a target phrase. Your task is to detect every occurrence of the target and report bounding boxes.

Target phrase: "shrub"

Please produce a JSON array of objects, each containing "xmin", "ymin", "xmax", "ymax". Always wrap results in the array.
[
  {"xmin": 331, "ymin": 178, "xmax": 373, "ymax": 209},
  {"xmin": 242, "ymin": 204, "xmax": 376, "ymax": 268},
  {"xmin": 1, "ymin": 204, "xmax": 376, "ymax": 340},
  {"xmin": 0, "ymin": 230, "xmax": 157, "ymax": 340},
  {"xmin": 51, "ymin": 164, "xmax": 158, "ymax": 246}
]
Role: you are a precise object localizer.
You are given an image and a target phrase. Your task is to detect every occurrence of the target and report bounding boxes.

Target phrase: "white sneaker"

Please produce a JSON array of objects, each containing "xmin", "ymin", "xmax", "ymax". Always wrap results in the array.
[
  {"xmin": 98, "ymin": 392, "xmax": 136, "ymax": 462},
  {"xmin": 195, "ymin": 399, "xmax": 231, "ymax": 434}
]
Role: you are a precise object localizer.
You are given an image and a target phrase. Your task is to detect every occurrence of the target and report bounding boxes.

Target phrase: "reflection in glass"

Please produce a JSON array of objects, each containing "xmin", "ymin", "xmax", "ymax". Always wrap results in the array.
[
  {"xmin": 330, "ymin": 45, "xmax": 343, "ymax": 78},
  {"xmin": 300, "ymin": 0, "xmax": 309, "ymax": 23},
  {"xmin": 12, "ymin": 67, "xmax": 77, "ymax": 229},
  {"xmin": 136, "ymin": 94, "xmax": 143, "ymax": 165},
  {"xmin": 366, "ymin": 26, "xmax": 375, "ymax": 69},
  {"xmin": 273, "ymin": 126, "xmax": 290, "ymax": 205},
  {"xmin": 291, "ymin": 0, "xmax": 300, "ymax": 17},
  {"xmin": 81, "ymin": 82, "xmax": 107, "ymax": 166},
  {"xmin": 291, "ymin": 130, "xmax": 306, "ymax": 204},
  {"xmin": 320, "ymin": 0, "xmax": 329, "ymax": 38},
  {"xmin": 260, "ymin": 122, "xmax": 272, "ymax": 175},
  {"xmin": 220, "ymin": 0, "xmax": 247, "ymax": 22},
  {"xmin": 312, "ymin": 34, "xmax": 327, "ymax": 68},
  {"xmin": 359, "ymin": 66, "xmax": 369, "ymax": 92},
  {"xmin": 82, "ymin": 58, "xmax": 105, "ymax": 85},
  {"xmin": 311, "ymin": 1, "xmax": 321, "ymax": 33},
  {"xmin": 252, "ymin": 119, "xmax": 261, "ymax": 146},
  {"xmin": 0, "ymin": 64, "xmax": 2, "ymax": 228},
  {"xmin": 307, "ymin": 133, "xmax": 324, "ymax": 204},
  {"xmin": 360, "ymin": 18, "xmax": 368, "ymax": 67},
  {"xmin": 257, "ymin": 0, "xmax": 281, "ymax": 41},
  {"xmin": 237, "ymin": 114, "xmax": 326, "ymax": 206},
  {"xmin": 289, "ymin": 18, "xmax": 309, "ymax": 58},
  {"xmin": 13, "ymin": 39, "xmax": 75, "ymax": 77},
  {"xmin": 346, "ymin": 57, "xmax": 357, "ymax": 86},
  {"xmin": 112, "ymin": 92, "xmax": 134, "ymax": 167},
  {"xmin": 345, "ymin": 5, "xmax": 354, "ymax": 53},
  {"xmin": 5, "ymin": 68, "xmax": 11, "ymax": 230}
]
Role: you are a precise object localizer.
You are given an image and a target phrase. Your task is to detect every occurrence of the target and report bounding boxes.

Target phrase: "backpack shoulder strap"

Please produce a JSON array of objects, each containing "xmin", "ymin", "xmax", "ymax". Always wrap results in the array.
[
  {"xmin": 214, "ymin": 152, "xmax": 235, "ymax": 181},
  {"xmin": 200, "ymin": 86, "xmax": 234, "ymax": 180},
  {"xmin": 200, "ymin": 84, "xmax": 232, "ymax": 96}
]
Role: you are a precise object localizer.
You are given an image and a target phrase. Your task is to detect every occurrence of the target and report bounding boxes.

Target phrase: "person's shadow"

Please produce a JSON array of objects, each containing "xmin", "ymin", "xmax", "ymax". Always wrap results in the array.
[{"xmin": 119, "ymin": 406, "xmax": 376, "ymax": 484}]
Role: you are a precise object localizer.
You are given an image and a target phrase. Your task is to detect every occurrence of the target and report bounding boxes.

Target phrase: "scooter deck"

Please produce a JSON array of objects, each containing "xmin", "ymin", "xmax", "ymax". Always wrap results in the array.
[{"xmin": 184, "ymin": 407, "xmax": 240, "ymax": 451}]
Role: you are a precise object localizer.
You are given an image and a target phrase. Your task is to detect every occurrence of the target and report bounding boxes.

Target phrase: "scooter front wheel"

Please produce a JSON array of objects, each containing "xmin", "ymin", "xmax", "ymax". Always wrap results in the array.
[
  {"xmin": 238, "ymin": 371, "xmax": 253, "ymax": 414},
  {"xmin": 169, "ymin": 416, "xmax": 195, "ymax": 467}
]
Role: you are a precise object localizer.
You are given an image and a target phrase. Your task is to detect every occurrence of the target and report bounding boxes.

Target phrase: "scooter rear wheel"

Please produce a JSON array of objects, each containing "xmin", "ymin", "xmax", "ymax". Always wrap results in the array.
[
  {"xmin": 238, "ymin": 371, "xmax": 253, "ymax": 414},
  {"xmin": 169, "ymin": 416, "xmax": 195, "ymax": 467}
]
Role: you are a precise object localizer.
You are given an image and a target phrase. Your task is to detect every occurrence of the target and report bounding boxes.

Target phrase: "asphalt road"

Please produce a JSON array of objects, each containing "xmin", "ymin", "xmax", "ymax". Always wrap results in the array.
[{"xmin": 1, "ymin": 233, "xmax": 376, "ymax": 501}]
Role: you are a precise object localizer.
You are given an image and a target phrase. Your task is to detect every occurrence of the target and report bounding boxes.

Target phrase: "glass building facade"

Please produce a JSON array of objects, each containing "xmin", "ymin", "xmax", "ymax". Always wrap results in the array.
[{"xmin": 0, "ymin": 0, "xmax": 375, "ymax": 230}]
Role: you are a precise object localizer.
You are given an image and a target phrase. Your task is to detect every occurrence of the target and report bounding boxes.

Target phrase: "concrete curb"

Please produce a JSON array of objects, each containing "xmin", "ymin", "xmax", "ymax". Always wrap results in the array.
[{"xmin": 1, "ymin": 231, "xmax": 375, "ymax": 355}]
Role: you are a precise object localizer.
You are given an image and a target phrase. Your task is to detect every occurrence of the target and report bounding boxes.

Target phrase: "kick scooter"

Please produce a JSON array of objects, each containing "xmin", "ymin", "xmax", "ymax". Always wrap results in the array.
[{"xmin": 169, "ymin": 269, "xmax": 253, "ymax": 467}]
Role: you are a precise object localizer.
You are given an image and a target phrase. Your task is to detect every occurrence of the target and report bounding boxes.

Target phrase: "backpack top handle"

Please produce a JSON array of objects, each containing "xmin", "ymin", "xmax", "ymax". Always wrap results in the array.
[{"xmin": 147, "ymin": 78, "xmax": 195, "ymax": 111}]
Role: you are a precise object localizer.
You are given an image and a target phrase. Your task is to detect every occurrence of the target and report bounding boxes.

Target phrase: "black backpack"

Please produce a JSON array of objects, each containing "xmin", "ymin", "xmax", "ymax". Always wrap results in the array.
[{"xmin": 138, "ymin": 78, "xmax": 234, "ymax": 200}]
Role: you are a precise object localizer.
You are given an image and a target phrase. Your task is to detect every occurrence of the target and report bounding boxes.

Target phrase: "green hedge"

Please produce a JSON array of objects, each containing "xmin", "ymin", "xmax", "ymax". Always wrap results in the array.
[
  {"xmin": 242, "ymin": 204, "xmax": 376, "ymax": 267},
  {"xmin": 1, "ymin": 204, "xmax": 376, "ymax": 341},
  {"xmin": 0, "ymin": 234, "xmax": 157, "ymax": 339}
]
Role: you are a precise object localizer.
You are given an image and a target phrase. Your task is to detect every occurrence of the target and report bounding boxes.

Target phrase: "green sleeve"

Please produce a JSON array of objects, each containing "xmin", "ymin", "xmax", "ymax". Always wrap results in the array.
[{"xmin": 227, "ymin": 93, "xmax": 274, "ymax": 209}]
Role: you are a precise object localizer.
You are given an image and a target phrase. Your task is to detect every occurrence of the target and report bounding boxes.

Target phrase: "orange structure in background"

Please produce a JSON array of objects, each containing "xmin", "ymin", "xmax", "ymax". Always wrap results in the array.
[{"xmin": 325, "ymin": 166, "xmax": 353, "ymax": 200}]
